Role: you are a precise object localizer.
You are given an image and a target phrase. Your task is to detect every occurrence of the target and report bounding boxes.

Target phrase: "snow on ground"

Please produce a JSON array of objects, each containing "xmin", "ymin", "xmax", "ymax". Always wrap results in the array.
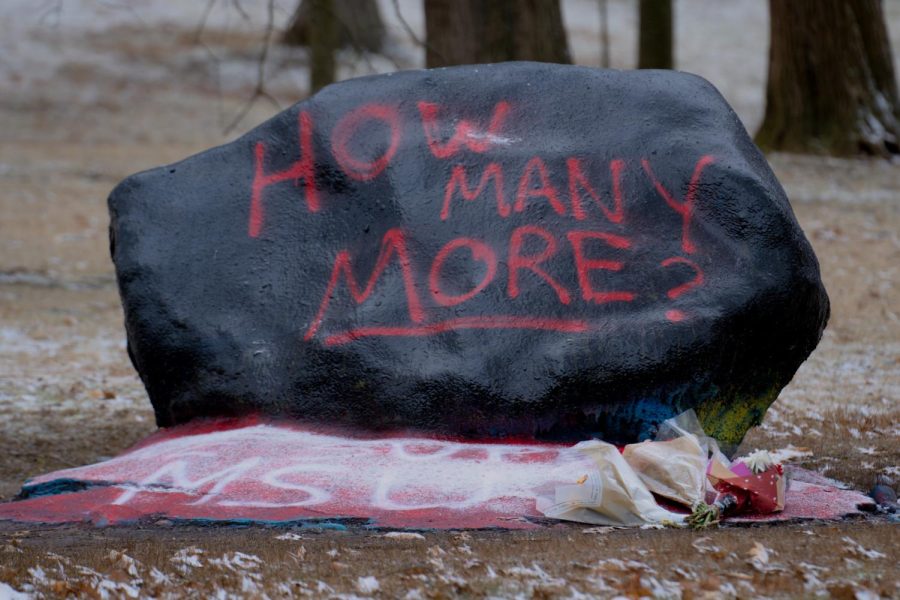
[
  {"xmin": 0, "ymin": 3, "xmax": 897, "ymax": 597},
  {"xmin": 0, "ymin": 0, "xmax": 897, "ymax": 497},
  {"xmin": 1, "ymin": 1, "xmax": 897, "ymax": 136}
]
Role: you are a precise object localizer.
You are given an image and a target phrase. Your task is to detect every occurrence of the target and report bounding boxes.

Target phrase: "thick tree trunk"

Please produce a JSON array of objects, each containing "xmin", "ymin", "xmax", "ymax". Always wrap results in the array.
[
  {"xmin": 756, "ymin": 0, "xmax": 900, "ymax": 156},
  {"xmin": 637, "ymin": 0, "xmax": 673, "ymax": 69},
  {"xmin": 424, "ymin": 0, "xmax": 480, "ymax": 67},
  {"xmin": 308, "ymin": 0, "xmax": 338, "ymax": 93},
  {"xmin": 283, "ymin": 0, "xmax": 384, "ymax": 54},
  {"xmin": 424, "ymin": 0, "xmax": 571, "ymax": 68}
]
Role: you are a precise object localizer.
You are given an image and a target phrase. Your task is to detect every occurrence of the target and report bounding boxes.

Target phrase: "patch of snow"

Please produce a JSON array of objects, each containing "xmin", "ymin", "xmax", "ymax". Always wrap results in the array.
[
  {"xmin": 842, "ymin": 537, "xmax": 886, "ymax": 560},
  {"xmin": 0, "ymin": 582, "xmax": 31, "ymax": 600},
  {"xmin": 383, "ymin": 531, "xmax": 426, "ymax": 540},
  {"xmin": 355, "ymin": 576, "xmax": 380, "ymax": 594},
  {"xmin": 169, "ymin": 546, "xmax": 204, "ymax": 573}
]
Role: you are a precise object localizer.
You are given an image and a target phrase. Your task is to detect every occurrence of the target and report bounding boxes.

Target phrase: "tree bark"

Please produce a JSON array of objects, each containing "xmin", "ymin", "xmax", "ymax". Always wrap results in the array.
[
  {"xmin": 283, "ymin": 0, "xmax": 384, "ymax": 54},
  {"xmin": 637, "ymin": 0, "xmax": 673, "ymax": 69},
  {"xmin": 756, "ymin": 0, "xmax": 900, "ymax": 157},
  {"xmin": 308, "ymin": 0, "xmax": 338, "ymax": 93},
  {"xmin": 599, "ymin": 0, "xmax": 611, "ymax": 68},
  {"xmin": 424, "ymin": 0, "xmax": 480, "ymax": 67},
  {"xmin": 424, "ymin": 0, "xmax": 571, "ymax": 68}
]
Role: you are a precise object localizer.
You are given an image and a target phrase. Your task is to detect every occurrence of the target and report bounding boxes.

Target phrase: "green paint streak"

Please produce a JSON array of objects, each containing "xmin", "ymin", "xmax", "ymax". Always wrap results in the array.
[{"xmin": 694, "ymin": 385, "xmax": 780, "ymax": 455}]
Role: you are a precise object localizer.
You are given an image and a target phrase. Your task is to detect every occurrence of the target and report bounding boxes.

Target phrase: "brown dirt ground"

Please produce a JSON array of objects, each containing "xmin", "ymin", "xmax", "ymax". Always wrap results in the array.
[
  {"xmin": 1, "ymin": 5, "xmax": 898, "ymax": 598},
  {"xmin": 0, "ymin": 519, "xmax": 897, "ymax": 598}
]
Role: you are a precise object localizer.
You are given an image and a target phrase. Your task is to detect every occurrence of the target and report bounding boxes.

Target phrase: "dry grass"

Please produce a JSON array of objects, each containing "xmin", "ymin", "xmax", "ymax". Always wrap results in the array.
[
  {"xmin": 0, "ymin": 519, "xmax": 897, "ymax": 598},
  {"xmin": 1, "ymin": 4, "xmax": 898, "ymax": 597}
]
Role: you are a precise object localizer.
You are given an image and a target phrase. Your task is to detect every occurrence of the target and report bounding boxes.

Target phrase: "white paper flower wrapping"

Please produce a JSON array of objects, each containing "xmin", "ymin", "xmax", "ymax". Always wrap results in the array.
[
  {"xmin": 536, "ymin": 439, "xmax": 686, "ymax": 526},
  {"xmin": 622, "ymin": 434, "xmax": 707, "ymax": 508}
]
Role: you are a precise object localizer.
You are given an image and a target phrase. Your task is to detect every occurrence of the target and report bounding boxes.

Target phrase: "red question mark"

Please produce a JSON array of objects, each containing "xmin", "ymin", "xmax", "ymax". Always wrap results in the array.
[{"xmin": 660, "ymin": 256, "xmax": 704, "ymax": 322}]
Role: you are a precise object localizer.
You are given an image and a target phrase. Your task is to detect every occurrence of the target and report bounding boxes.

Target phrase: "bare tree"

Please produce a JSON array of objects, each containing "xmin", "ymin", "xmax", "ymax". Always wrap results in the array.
[
  {"xmin": 424, "ymin": 0, "xmax": 571, "ymax": 68},
  {"xmin": 283, "ymin": 0, "xmax": 385, "ymax": 54},
  {"xmin": 756, "ymin": 0, "xmax": 900, "ymax": 157},
  {"xmin": 637, "ymin": 0, "xmax": 673, "ymax": 69}
]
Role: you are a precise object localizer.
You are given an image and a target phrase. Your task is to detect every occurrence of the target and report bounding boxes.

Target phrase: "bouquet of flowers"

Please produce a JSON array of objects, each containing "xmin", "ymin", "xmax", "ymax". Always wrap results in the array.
[
  {"xmin": 537, "ymin": 410, "xmax": 787, "ymax": 528},
  {"xmin": 687, "ymin": 449, "xmax": 786, "ymax": 528}
]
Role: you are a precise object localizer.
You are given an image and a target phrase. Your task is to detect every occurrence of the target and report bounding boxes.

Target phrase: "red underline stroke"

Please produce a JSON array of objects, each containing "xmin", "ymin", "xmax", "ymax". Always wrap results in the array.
[{"xmin": 323, "ymin": 316, "xmax": 590, "ymax": 346}]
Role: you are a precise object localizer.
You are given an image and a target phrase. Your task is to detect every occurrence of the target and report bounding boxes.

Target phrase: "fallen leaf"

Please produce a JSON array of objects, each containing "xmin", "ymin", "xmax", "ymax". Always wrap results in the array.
[
  {"xmin": 796, "ymin": 562, "xmax": 825, "ymax": 592},
  {"xmin": 288, "ymin": 546, "xmax": 307, "ymax": 563},
  {"xmin": 691, "ymin": 536, "xmax": 720, "ymax": 554},
  {"xmin": 747, "ymin": 542, "xmax": 784, "ymax": 573},
  {"xmin": 748, "ymin": 542, "xmax": 769, "ymax": 563},
  {"xmin": 841, "ymin": 536, "xmax": 886, "ymax": 560},
  {"xmin": 583, "ymin": 526, "xmax": 618, "ymax": 534},
  {"xmin": 770, "ymin": 444, "xmax": 813, "ymax": 463}
]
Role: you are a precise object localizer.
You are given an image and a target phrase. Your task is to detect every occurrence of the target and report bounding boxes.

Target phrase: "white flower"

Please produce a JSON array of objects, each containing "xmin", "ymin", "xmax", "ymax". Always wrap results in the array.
[{"xmin": 739, "ymin": 449, "xmax": 776, "ymax": 474}]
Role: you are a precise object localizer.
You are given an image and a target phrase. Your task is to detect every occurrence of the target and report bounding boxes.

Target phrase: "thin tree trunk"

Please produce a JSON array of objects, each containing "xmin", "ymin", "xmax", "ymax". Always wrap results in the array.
[
  {"xmin": 637, "ymin": 0, "xmax": 673, "ymax": 69},
  {"xmin": 308, "ymin": 0, "xmax": 338, "ymax": 93},
  {"xmin": 283, "ymin": 0, "xmax": 384, "ymax": 54},
  {"xmin": 424, "ymin": 0, "xmax": 571, "ymax": 68},
  {"xmin": 598, "ymin": 0, "xmax": 610, "ymax": 68},
  {"xmin": 756, "ymin": 0, "xmax": 900, "ymax": 156}
]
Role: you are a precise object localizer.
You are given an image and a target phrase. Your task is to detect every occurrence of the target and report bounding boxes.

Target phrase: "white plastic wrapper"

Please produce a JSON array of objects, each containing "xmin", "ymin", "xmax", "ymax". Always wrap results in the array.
[{"xmin": 536, "ymin": 439, "xmax": 686, "ymax": 526}]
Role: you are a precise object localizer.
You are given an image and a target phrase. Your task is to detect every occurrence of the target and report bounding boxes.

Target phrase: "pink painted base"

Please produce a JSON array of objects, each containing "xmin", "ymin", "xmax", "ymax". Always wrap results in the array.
[{"xmin": 0, "ymin": 418, "xmax": 874, "ymax": 529}]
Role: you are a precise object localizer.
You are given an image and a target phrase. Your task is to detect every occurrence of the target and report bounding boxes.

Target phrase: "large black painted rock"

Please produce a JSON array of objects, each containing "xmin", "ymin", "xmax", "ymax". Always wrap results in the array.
[{"xmin": 109, "ymin": 62, "xmax": 829, "ymax": 449}]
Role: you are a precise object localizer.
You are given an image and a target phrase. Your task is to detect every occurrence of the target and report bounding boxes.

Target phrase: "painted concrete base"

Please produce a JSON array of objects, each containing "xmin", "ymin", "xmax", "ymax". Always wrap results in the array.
[{"xmin": 0, "ymin": 418, "xmax": 873, "ymax": 529}]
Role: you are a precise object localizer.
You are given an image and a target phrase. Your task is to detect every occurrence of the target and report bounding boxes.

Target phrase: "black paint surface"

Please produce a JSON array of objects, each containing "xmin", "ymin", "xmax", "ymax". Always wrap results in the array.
[{"xmin": 108, "ymin": 63, "xmax": 829, "ymax": 446}]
